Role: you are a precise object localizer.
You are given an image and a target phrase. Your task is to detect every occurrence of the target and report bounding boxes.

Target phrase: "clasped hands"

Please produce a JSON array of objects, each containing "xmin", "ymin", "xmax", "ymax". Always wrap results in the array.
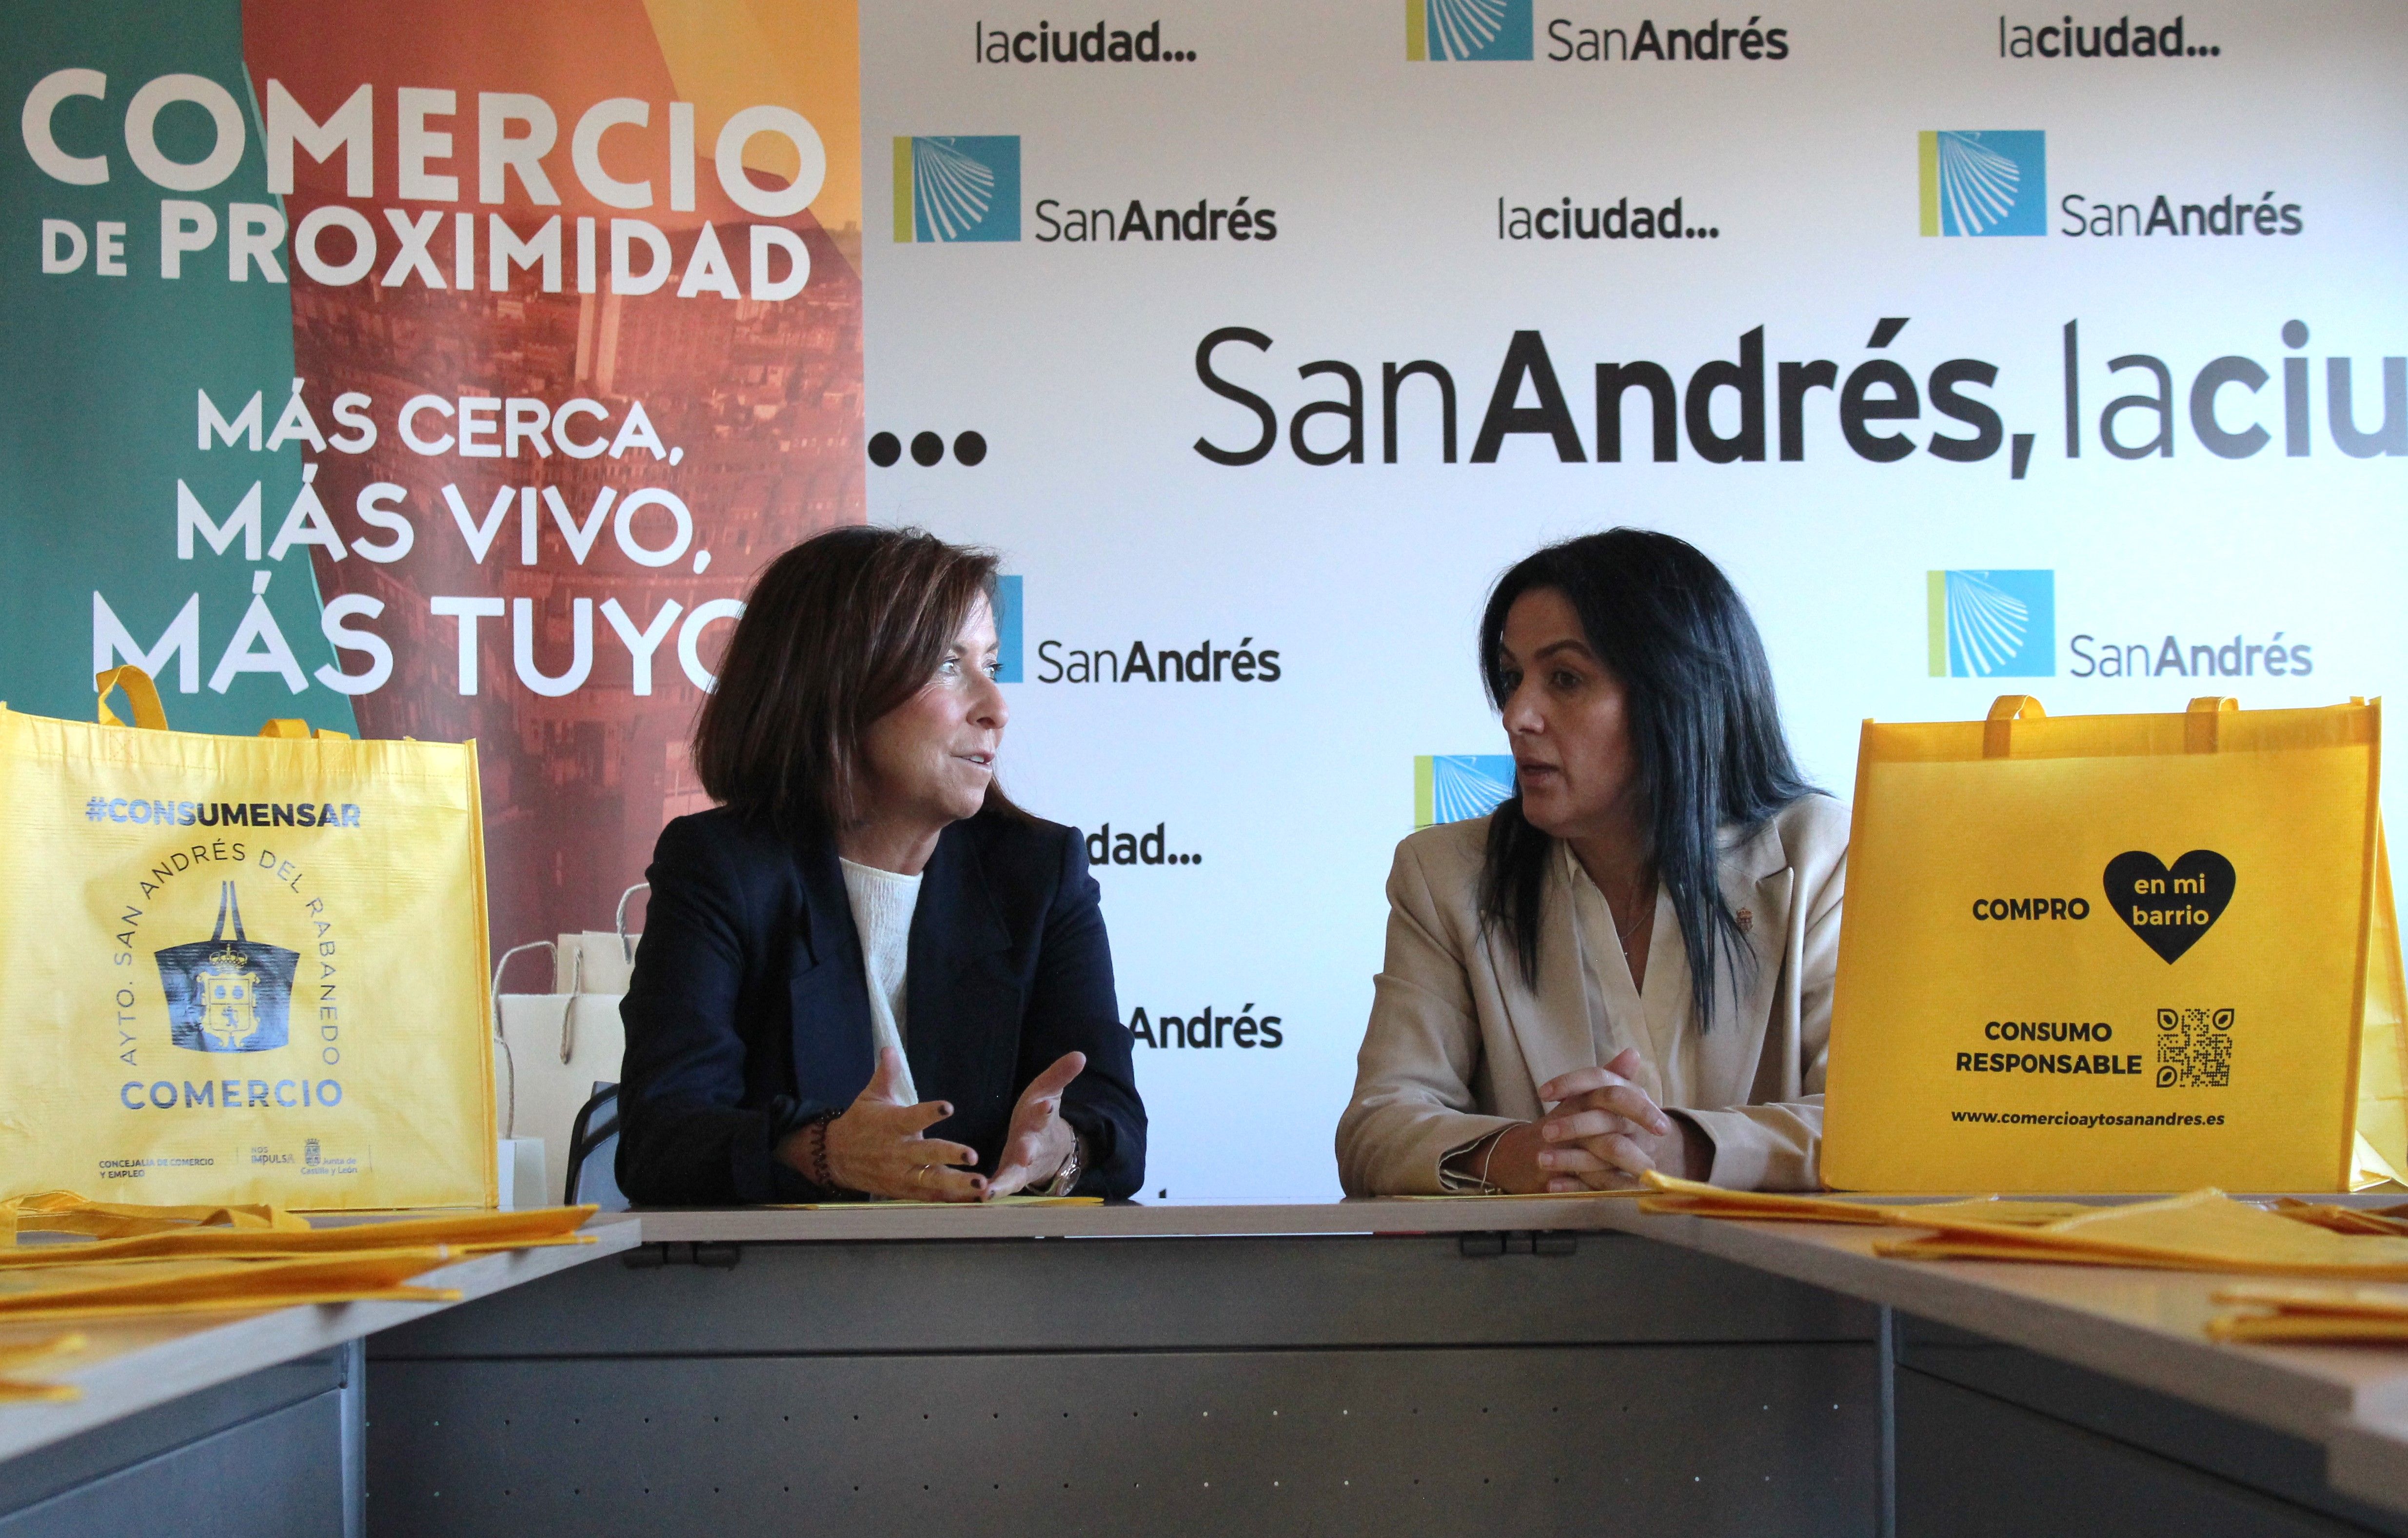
[
  {"xmin": 782, "ymin": 1047, "xmax": 1086, "ymax": 1202},
  {"xmin": 1475, "ymin": 1046, "xmax": 1711, "ymax": 1193}
]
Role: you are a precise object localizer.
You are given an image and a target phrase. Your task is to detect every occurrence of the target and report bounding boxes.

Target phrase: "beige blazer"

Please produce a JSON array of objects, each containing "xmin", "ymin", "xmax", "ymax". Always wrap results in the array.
[{"xmin": 1336, "ymin": 794, "xmax": 1847, "ymax": 1194}]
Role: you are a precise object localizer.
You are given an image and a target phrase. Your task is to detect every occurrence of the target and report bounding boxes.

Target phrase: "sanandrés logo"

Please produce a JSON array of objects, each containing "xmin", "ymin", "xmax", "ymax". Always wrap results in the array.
[
  {"xmin": 1410, "ymin": 0, "xmax": 1535, "ymax": 60},
  {"xmin": 2068, "ymin": 631, "xmax": 2312, "ymax": 679},
  {"xmin": 1415, "ymin": 755, "xmax": 1516, "ymax": 828},
  {"xmin": 1412, "ymin": 2, "xmax": 1793, "ymax": 63},
  {"xmin": 1034, "ymin": 636, "xmax": 1281, "ymax": 683},
  {"xmin": 1921, "ymin": 124, "xmax": 2302, "ymax": 241},
  {"xmin": 1925, "ymin": 131, "xmax": 2303, "ymax": 248},
  {"xmin": 1927, "ymin": 569, "xmax": 2323, "ymax": 681},
  {"xmin": 2059, "ymin": 190, "xmax": 2302, "ymax": 239},
  {"xmin": 1920, "ymin": 131, "xmax": 2047, "ymax": 237},
  {"xmin": 1196, "ymin": 320, "xmax": 2018, "ymax": 470},
  {"xmin": 974, "ymin": 18, "xmax": 1196, "ymax": 62},
  {"xmin": 996, "ymin": 577, "xmax": 1283, "ymax": 684},
  {"xmin": 1035, "ymin": 196, "xmax": 1276, "ymax": 244},
  {"xmin": 900, "ymin": 137, "xmax": 1279, "ymax": 247},
  {"xmin": 1928, "ymin": 570, "xmax": 2055, "ymax": 678},
  {"xmin": 1545, "ymin": 13, "xmax": 1791, "ymax": 60},
  {"xmin": 892, "ymin": 137, "xmax": 1021, "ymax": 243}
]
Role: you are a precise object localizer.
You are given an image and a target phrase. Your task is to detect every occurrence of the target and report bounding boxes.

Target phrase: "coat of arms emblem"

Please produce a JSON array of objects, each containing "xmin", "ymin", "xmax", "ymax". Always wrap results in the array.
[{"xmin": 156, "ymin": 882, "xmax": 299, "ymax": 1054}]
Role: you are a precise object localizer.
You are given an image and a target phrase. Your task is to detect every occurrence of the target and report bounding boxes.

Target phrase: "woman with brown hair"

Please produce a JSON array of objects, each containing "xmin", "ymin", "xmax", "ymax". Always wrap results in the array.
[{"xmin": 616, "ymin": 527, "xmax": 1145, "ymax": 1203}]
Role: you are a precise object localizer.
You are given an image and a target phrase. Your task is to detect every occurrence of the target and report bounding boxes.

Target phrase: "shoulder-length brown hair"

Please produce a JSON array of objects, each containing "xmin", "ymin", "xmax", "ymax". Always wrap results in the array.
[{"xmin": 692, "ymin": 526, "xmax": 1025, "ymax": 832}]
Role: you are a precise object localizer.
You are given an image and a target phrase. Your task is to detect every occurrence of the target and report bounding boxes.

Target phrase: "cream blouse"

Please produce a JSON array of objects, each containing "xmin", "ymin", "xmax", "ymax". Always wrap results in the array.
[{"xmin": 1337, "ymin": 796, "xmax": 1848, "ymax": 1194}]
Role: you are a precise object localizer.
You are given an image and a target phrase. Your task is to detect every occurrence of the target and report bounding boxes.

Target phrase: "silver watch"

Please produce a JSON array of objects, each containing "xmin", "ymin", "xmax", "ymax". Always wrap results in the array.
[{"xmin": 1041, "ymin": 1132, "xmax": 1086, "ymax": 1196}]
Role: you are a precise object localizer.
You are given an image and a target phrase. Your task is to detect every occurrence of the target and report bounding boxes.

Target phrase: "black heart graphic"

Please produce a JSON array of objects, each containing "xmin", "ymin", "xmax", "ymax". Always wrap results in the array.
[{"xmin": 2102, "ymin": 850, "xmax": 2236, "ymax": 964}]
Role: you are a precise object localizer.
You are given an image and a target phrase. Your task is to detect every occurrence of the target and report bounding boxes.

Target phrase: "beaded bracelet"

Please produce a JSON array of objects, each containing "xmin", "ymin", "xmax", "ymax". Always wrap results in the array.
[{"xmin": 804, "ymin": 1107, "xmax": 844, "ymax": 1191}]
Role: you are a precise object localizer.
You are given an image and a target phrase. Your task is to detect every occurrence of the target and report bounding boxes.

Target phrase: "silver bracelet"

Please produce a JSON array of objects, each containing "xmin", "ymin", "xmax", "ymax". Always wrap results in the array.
[{"xmin": 1041, "ymin": 1132, "xmax": 1086, "ymax": 1197}]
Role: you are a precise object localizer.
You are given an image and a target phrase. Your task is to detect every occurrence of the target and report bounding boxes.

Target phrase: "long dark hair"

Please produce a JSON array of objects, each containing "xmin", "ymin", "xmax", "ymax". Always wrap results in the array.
[
  {"xmin": 692, "ymin": 526, "xmax": 1026, "ymax": 832},
  {"xmin": 1475, "ymin": 529, "xmax": 1813, "ymax": 1025}
]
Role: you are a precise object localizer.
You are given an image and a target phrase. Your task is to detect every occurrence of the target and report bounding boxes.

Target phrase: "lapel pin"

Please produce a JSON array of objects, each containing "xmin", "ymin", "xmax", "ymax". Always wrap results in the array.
[{"xmin": 1737, "ymin": 907, "xmax": 1753, "ymax": 932}]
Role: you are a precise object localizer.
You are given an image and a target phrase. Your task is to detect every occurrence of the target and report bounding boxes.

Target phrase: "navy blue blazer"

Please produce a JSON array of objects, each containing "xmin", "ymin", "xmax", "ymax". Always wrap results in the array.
[{"xmin": 615, "ymin": 807, "xmax": 1145, "ymax": 1203}]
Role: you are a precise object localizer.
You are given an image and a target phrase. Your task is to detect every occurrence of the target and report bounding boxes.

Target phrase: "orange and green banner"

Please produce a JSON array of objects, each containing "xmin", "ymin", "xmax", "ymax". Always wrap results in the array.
[{"xmin": 2, "ymin": 0, "xmax": 863, "ymax": 951}]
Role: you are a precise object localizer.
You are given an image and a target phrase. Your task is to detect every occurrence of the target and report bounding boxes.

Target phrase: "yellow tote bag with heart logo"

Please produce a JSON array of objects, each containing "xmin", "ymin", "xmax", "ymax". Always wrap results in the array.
[
  {"xmin": 0, "ymin": 668, "xmax": 495, "ymax": 1210},
  {"xmin": 1825, "ymin": 694, "xmax": 2402, "ymax": 1194}
]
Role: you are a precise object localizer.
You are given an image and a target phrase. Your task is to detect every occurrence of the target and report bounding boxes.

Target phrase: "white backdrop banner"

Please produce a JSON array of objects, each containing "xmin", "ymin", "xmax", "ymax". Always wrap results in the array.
[{"xmin": 860, "ymin": 0, "xmax": 2408, "ymax": 1200}]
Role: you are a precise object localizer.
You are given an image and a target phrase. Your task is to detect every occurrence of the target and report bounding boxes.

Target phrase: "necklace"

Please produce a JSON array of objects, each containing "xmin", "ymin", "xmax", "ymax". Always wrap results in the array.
[
  {"xmin": 1614, "ymin": 890, "xmax": 1652, "ymax": 945},
  {"xmin": 1567, "ymin": 846, "xmax": 1654, "ymax": 948}
]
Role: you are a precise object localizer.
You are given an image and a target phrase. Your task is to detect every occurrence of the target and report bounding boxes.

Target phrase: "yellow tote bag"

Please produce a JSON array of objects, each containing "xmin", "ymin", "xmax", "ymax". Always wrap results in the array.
[
  {"xmin": 0, "ymin": 667, "xmax": 495, "ymax": 1210},
  {"xmin": 1825, "ymin": 694, "xmax": 2402, "ymax": 1194}
]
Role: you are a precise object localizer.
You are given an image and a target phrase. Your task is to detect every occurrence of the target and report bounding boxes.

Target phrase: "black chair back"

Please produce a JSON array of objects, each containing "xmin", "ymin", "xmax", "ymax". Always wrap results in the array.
[{"xmin": 562, "ymin": 1082, "xmax": 625, "ymax": 1209}]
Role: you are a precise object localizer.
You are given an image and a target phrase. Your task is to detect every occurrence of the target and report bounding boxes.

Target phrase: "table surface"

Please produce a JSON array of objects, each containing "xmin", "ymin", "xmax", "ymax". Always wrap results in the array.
[
  {"xmin": 633, "ymin": 1193, "xmax": 1669, "ymax": 1243},
  {"xmin": 21, "ymin": 1195, "xmax": 2408, "ymax": 1509},
  {"xmin": 628, "ymin": 1192, "xmax": 2408, "ymax": 1442},
  {"xmin": 0, "ymin": 1212, "xmax": 641, "ymax": 1462},
  {"xmin": 633, "ymin": 1193, "xmax": 2408, "ymax": 1510},
  {"xmin": 629, "ymin": 1189, "xmax": 2407, "ymax": 1244}
]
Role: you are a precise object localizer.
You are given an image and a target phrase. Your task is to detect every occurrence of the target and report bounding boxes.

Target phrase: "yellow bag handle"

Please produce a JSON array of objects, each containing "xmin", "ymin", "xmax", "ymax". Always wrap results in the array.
[
  {"xmin": 1982, "ymin": 694, "xmax": 2046, "ymax": 759},
  {"xmin": 94, "ymin": 665, "xmax": 169, "ymax": 730},
  {"xmin": 259, "ymin": 718, "xmax": 352, "ymax": 742},
  {"xmin": 2187, "ymin": 695, "xmax": 2239, "ymax": 753},
  {"xmin": 95, "ymin": 667, "xmax": 348, "ymax": 740}
]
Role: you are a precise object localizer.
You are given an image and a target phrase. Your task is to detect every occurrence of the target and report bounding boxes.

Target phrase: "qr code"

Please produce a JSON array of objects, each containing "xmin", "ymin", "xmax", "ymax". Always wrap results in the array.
[{"xmin": 2156, "ymin": 1007, "xmax": 2234, "ymax": 1088}]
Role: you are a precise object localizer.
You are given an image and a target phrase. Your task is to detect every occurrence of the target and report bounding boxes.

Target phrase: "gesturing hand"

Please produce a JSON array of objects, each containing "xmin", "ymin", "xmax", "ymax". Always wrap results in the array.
[
  {"xmin": 1531, "ymin": 1046, "xmax": 1708, "ymax": 1189},
  {"xmin": 812, "ymin": 1048, "xmax": 986, "ymax": 1202},
  {"xmin": 985, "ymin": 1051, "xmax": 1086, "ymax": 1199}
]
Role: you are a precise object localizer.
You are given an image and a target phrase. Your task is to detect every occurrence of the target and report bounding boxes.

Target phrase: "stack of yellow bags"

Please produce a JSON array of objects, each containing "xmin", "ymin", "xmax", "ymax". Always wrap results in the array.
[
  {"xmin": 0, "ymin": 1335, "xmax": 85, "ymax": 1403},
  {"xmin": 0, "ymin": 1192, "xmax": 599, "ymax": 1401},
  {"xmin": 1637, "ymin": 1174, "xmax": 2408, "ymax": 1342},
  {"xmin": 2200, "ymin": 1202, "xmax": 2408, "ymax": 1341},
  {"xmin": 1639, "ymin": 1174, "xmax": 2408, "ymax": 1277},
  {"xmin": 2, "ymin": 1192, "xmax": 311, "ymax": 1241},
  {"xmin": 2206, "ymin": 1285, "xmax": 2408, "ymax": 1342},
  {"xmin": 1633, "ymin": 1177, "xmax": 2093, "ymax": 1229},
  {"xmin": 2267, "ymin": 1198, "xmax": 2408, "ymax": 1239},
  {"xmin": 1867, "ymin": 1190, "xmax": 2408, "ymax": 1278}
]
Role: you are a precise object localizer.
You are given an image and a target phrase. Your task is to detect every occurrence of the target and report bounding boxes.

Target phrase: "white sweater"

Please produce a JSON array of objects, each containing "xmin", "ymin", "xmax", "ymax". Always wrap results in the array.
[{"xmin": 840, "ymin": 857, "xmax": 924, "ymax": 1105}]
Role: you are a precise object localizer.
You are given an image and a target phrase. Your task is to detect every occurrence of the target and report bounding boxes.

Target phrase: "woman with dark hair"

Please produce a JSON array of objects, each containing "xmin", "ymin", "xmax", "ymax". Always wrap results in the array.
[
  {"xmin": 1337, "ymin": 529, "xmax": 1844, "ymax": 1193},
  {"xmin": 616, "ymin": 526, "xmax": 1145, "ymax": 1203}
]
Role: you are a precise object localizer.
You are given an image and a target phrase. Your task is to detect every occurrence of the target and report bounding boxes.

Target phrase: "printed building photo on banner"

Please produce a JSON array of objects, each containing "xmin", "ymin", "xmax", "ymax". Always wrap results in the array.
[{"xmin": 3, "ymin": 0, "xmax": 864, "ymax": 954}]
